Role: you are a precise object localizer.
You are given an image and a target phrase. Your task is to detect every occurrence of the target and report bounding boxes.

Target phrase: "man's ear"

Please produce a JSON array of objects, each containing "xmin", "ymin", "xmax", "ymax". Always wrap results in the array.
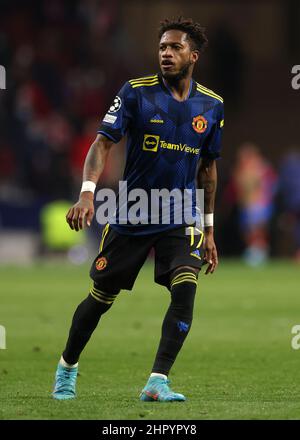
[{"xmin": 191, "ymin": 50, "xmax": 199, "ymax": 64}]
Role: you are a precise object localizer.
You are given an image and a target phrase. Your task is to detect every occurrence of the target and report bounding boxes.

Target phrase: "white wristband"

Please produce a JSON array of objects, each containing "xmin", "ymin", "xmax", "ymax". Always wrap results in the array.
[
  {"xmin": 81, "ymin": 181, "xmax": 96, "ymax": 194},
  {"xmin": 204, "ymin": 213, "xmax": 214, "ymax": 227}
]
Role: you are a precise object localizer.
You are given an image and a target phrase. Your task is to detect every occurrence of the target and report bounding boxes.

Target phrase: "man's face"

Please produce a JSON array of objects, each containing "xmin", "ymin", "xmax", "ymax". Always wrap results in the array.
[{"xmin": 159, "ymin": 30, "xmax": 199, "ymax": 80}]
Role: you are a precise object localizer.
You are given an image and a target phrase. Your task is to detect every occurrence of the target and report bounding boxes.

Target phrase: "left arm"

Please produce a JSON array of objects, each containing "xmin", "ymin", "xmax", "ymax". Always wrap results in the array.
[{"xmin": 197, "ymin": 157, "xmax": 218, "ymax": 274}]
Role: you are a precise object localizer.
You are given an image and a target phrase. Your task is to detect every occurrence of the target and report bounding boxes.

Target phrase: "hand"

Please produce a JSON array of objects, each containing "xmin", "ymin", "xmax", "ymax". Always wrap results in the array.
[
  {"xmin": 203, "ymin": 230, "xmax": 218, "ymax": 274},
  {"xmin": 66, "ymin": 192, "xmax": 94, "ymax": 231}
]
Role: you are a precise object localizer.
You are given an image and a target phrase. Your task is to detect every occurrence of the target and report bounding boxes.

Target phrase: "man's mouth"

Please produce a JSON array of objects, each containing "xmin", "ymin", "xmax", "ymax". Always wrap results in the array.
[{"xmin": 161, "ymin": 60, "xmax": 175, "ymax": 69}]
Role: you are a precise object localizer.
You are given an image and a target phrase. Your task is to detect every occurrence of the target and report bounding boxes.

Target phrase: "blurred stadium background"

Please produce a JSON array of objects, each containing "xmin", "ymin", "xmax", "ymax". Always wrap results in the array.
[
  {"xmin": 0, "ymin": 0, "xmax": 300, "ymax": 264},
  {"xmin": 1, "ymin": 0, "xmax": 300, "ymax": 420}
]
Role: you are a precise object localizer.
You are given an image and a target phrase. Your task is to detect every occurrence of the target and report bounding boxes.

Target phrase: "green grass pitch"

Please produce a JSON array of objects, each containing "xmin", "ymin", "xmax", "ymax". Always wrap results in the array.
[{"xmin": 0, "ymin": 259, "xmax": 300, "ymax": 420}]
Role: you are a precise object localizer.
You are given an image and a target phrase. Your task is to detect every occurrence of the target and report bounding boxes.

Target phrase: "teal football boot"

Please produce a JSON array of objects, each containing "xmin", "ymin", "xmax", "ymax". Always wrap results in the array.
[
  {"xmin": 140, "ymin": 376, "xmax": 186, "ymax": 402},
  {"xmin": 52, "ymin": 363, "xmax": 78, "ymax": 400}
]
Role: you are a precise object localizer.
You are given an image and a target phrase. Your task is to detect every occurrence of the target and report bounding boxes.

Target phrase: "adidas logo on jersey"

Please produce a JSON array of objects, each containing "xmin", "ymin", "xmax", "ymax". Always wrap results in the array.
[{"xmin": 150, "ymin": 114, "xmax": 164, "ymax": 124}]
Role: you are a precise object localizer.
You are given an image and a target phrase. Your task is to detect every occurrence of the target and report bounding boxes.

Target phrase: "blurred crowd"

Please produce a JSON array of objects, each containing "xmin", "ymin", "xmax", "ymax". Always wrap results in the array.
[
  {"xmin": 0, "ymin": 0, "xmax": 300, "ymax": 263},
  {"xmin": 218, "ymin": 145, "xmax": 300, "ymax": 264},
  {"xmin": 0, "ymin": 0, "xmax": 128, "ymax": 204}
]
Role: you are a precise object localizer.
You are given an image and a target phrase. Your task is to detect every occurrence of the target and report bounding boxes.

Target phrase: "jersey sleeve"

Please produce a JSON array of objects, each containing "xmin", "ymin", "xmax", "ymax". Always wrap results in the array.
[
  {"xmin": 200, "ymin": 102, "xmax": 224, "ymax": 160},
  {"xmin": 97, "ymin": 82, "xmax": 135, "ymax": 143}
]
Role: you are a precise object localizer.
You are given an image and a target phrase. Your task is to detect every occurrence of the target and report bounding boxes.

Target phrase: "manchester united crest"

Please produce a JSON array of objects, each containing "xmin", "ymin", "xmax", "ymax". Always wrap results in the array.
[
  {"xmin": 192, "ymin": 115, "xmax": 208, "ymax": 134},
  {"xmin": 95, "ymin": 256, "xmax": 107, "ymax": 271}
]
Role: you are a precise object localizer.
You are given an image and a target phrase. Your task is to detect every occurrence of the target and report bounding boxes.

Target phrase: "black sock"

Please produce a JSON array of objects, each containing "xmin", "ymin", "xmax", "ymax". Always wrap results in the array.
[
  {"xmin": 62, "ymin": 293, "xmax": 112, "ymax": 365},
  {"xmin": 151, "ymin": 280, "xmax": 196, "ymax": 376}
]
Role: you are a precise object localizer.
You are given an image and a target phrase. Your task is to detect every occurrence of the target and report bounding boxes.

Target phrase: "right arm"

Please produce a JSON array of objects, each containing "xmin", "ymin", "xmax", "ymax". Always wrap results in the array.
[
  {"xmin": 67, "ymin": 80, "xmax": 134, "ymax": 230},
  {"xmin": 66, "ymin": 133, "xmax": 113, "ymax": 231}
]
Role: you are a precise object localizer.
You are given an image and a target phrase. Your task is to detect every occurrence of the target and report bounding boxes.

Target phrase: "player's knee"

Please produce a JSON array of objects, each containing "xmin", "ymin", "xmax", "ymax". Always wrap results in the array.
[
  {"xmin": 170, "ymin": 266, "xmax": 199, "ymax": 293},
  {"xmin": 89, "ymin": 282, "xmax": 120, "ymax": 312}
]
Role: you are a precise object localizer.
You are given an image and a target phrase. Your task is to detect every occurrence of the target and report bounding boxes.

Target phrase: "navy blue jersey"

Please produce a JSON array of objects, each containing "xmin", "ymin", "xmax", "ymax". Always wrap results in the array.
[{"xmin": 98, "ymin": 73, "xmax": 224, "ymax": 235}]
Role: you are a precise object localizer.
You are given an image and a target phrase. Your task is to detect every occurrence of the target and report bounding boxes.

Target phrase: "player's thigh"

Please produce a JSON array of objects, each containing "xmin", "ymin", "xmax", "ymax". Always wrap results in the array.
[
  {"xmin": 154, "ymin": 226, "xmax": 205, "ymax": 289},
  {"xmin": 90, "ymin": 224, "xmax": 154, "ymax": 291}
]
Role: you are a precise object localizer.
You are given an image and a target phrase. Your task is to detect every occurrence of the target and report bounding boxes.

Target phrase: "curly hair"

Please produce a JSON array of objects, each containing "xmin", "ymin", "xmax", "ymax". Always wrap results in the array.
[{"xmin": 158, "ymin": 16, "xmax": 208, "ymax": 53}]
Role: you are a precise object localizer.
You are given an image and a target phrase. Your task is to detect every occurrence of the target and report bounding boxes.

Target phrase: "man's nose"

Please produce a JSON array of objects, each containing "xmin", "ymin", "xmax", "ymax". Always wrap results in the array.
[{"xmin": 162, "ymin": 47, "xmax": 172, "ymax": 57}]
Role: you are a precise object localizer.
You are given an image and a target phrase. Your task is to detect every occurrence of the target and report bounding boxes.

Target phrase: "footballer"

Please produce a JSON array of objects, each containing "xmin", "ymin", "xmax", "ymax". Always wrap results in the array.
[{"xmin": 52, "ymin": 17, "xmax": 224, "ymax": 402}]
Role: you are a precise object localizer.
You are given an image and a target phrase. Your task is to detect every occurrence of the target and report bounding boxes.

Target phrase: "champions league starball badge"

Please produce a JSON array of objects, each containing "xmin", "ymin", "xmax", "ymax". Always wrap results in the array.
[{"xmin": 109, "ymin": 96, "xmax": 122, "ymax": 113}]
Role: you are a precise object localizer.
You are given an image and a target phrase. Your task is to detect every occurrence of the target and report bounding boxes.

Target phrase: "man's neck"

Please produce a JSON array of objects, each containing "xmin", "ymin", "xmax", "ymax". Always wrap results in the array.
[{"xmin": 163, "ymin": 75, "xmax": 192, "ymax": 102}]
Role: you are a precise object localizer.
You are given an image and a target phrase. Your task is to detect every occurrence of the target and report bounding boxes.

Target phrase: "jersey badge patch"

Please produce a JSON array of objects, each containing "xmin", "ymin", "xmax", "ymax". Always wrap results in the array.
[
  {"xmin": 109, "ymin": 96, "xmax": 122, "ymax": 113},
  {"xmin": 103, "ymin": 113, "xmax": 117, "ymax": 124},
  {"xmin": 192, "ymin": 115, "xmax": 208, "ymax": 134}
]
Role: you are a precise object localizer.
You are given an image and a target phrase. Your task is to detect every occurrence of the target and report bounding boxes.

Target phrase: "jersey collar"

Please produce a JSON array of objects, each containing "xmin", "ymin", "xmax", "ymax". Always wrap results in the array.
[{"xmin": 158, "ymin": 73, "xmax": 197, "ymax": 100}]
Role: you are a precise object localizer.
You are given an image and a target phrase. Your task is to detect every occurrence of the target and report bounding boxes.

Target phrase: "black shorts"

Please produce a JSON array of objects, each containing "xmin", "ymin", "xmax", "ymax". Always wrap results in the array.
[{"xmin": 90, "ymin": 224, "xmax": 206, "ymax": 292}]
